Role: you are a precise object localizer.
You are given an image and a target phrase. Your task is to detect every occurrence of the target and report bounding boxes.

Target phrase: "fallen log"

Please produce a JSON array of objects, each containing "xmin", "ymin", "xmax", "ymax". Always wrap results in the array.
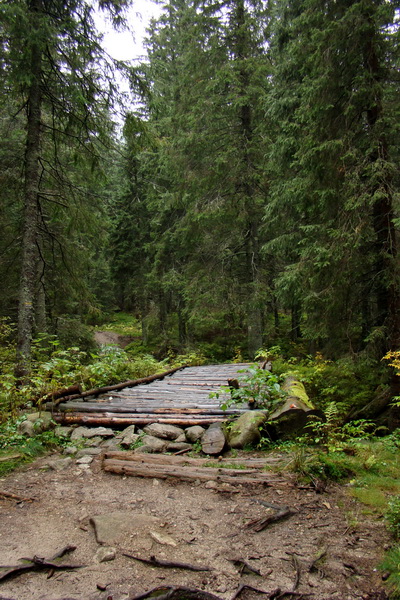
[
  {"xmin": 42, "ymin": 384, "xmax": 82, "ymax": 404},
  {"xmin": 103, "ymin": 457, "xmax": 275, "ymax": 485},
  {"xmin": 267, "ymin": 376, "xmax": 324, "ymax": 441},
  {"xmin": 52, "ymin": 403, "xmax": 244, "ymax": 416},
  {"xmin": 104, "ymin": 450, "xmax": 282, "ymax": 468},
  {"xmin": 53, "ymin": 413, "xmax": 230, "ymax": 426}
]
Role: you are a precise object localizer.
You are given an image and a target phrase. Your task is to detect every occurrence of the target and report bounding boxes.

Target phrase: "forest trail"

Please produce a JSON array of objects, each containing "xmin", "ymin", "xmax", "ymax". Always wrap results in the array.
[
  {"xmin": 0, "ymin": 448, "xmax": 388, "ymax": 600},
  {"xmin": 94, "ymin": 330, "xmax": 135, "ymax": 349}
]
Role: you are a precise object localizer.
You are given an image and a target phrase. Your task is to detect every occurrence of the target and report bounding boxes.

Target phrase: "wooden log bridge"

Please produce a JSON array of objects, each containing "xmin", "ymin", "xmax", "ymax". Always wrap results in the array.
[{"xmin": 47, "ymin": 363, "xmax": 251, "ymax": 427}]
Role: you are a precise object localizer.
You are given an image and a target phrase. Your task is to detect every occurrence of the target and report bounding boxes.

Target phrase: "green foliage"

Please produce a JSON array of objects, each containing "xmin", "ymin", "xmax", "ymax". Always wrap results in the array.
[
  {"xmin": 267, "ymin": 349, "xmax": 380, "ymax": 414},
  {"xmin": 211, "ymin": 364, "xmax": 286, "ymax": 412},
  {"xmin": 0, "ymin": 417, "xmax": 70, "ymax": 475},
  {"xmin": 380, "ymin": 546, "xmax": 400, "ymax": 599},
  {"xmin": 386, "ymin": 497, "xmax": 400, "ymax": 541}
]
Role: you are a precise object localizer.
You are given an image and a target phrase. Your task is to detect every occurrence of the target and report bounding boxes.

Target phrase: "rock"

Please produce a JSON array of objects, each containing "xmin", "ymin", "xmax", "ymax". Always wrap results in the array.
[
  {"xmin": 100, "ymin": 438, "xmax": 120, "ymax": 450},
  {"xmin": 185, "ymin": 425, "xmax": 205, "ymax": 443},
  {"xmin": 76, "ymin": 448, "xmax": 102, "ymax": 458},
  {"xmin": 84, "ymin": 436, "xmax": 103, "ymax": 447},
  {"xmin": 201, "ymin": 424, "xmax": 226, "ymax": 455},
  {"xmin": 26, "ymin": 411, "xmax": 55, "ymax": 432},
  {"xmin": 116, "ymin": 424, "xmax": 136, "ymax": 439},
  {"xmin": 18, "ymin": 420, "xmax": 35, "ymax": 437},
  {"xmin": 204, "ymin": 480, "xmax": 219, "ymax": 489},
  {"xmin": 135, "ymin": 435, "xmax": 167, "ymax": 453},
  {"xmin": 95, "ymin": 546, "xmax": 116, "ymax": 563},
  {"xmin": 149, "ymin": 531, "xmax": 177, "ymax": 546},
  {"xmin": 165, "ymin": 442, "xmax": 192, "ymax": 452},
  {"xmin": 120, "ymin": 432, "xmax": 140, "ymax": 449},
  {"xmin": 63, "ymin": 446, "xmax": 78, "ymax": 455},
  {"xmin": 143, "ymin": 423, "xmax": 184, "ymax": 440},
  {"xmin": 71, "ymin": 426, "xmax": 114, "ymax": 440},
  {"xmin": 227, "ymin": 411, "xmax": 267, "ymax": 449},
  {"xmin": 175, "ymin": 433, "xmax": 187, "ymax": 443},
  {"xmin": 47, "ymin": 457, "xmax": 73, "ymax": 471},
  {"xmin": 76, "ymin": 455, "xmax": 94, "ymax": 465},
  {"xmin": 55, "ymin": 426, "xmax": 73, "ymax": 438},
  {"xmin": 90, "ymin": 511, "xmax": 162, "ymax": 545}
]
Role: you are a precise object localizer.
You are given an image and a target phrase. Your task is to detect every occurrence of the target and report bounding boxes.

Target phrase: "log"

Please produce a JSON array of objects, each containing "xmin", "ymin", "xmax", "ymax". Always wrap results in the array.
[
  {"xmin": 104, "ymin": 450, "xmax": 282, "ymax": 468},
  {"xmin": 103, "ymin": 458, "xmax": 274, "ymax": 485},
  {"xmin": 267, "ymin": 376, "xmax": 324, "ymax": 440},
  {"xmin": 41, "ymin": 384, "xmax": 82, "ymax": 406},
  {"xmin": 52, "ymin": 403, "xmax": 243, "ymax": 416},
  {"xmin": 53, "ymin": 413, "xmax": 230, "ymax": 426},
  {"xmin": 201, "ymin": 424, "xmax": 226, "ymax": 455}
]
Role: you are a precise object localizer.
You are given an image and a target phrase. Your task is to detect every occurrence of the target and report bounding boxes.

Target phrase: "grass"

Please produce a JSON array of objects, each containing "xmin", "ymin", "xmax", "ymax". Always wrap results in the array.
[{"xmin": 97, "ymin": 312, "xmax": 142, "ymax": 337}]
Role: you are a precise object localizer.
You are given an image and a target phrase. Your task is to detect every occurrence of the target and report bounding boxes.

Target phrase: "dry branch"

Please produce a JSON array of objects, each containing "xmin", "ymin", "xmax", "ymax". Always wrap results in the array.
[
  {"xmin": 0, "ymin": 490, "xmax": 35, "ymax": 503},
  {"xmin": 0, "ymin": 545, "xmax": 83, "ymax": 583},
  {"xmin": 247, "ymin": 501, "xmax": 294, "ymax": 532},
  {"xmin": 129, "ymin": 586, "xmax": 223, "ymax": 600}
]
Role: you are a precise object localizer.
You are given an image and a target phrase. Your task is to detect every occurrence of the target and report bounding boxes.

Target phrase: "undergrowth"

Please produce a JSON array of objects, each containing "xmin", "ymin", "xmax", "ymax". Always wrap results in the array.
[{"xmin": 0, "ymin": 316, "xmax": 205, "ymax": 421}]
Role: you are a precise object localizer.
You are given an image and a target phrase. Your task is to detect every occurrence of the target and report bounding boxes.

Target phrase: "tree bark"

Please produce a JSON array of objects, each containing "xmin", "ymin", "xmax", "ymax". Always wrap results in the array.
[{"xmin": 15, "ymin": 0, "xmax": 43, "ymax": 380}]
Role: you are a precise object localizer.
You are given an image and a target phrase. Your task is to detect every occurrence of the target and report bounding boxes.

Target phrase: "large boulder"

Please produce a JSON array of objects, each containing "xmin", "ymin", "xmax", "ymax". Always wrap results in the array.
[{"xmin": 227, "ymin": 411, "xmax": 267, "ymax": 449}]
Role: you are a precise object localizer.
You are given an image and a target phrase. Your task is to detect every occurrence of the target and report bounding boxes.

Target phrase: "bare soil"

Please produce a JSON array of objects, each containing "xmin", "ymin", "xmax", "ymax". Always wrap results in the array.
[
  {"xmin": 0, "ymin": 451, "xmax": 389, "ymax": 600},
  {"xmin": 94, "ymin": 331, "xmax": 134, "ymax": 349}
]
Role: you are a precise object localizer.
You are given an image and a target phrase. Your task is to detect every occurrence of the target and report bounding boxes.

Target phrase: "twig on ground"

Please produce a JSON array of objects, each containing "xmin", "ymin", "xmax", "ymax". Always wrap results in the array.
[
  {"xmin": 247, "ymin": 500, "xmax": 294, "ymax": 532},
  {"xmin": 0, "ymin": 490, "xmax": 35, "ymax": 503},
  {"xmin": 122, "ymin": 552, "xmax": 212, "ymax": 572},
  {"xmin": 229, "ymin": 558, "xmax": 262, "ymax": 576},
  {"xmin": 0, "ymin": 546, "xmax": 84, "ymax": 583}
]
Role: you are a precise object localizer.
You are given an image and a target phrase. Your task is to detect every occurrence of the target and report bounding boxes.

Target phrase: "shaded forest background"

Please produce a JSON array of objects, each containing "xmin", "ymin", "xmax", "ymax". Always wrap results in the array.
[{"xmin": 1, "ymin": 0, "xmax": 400, "ymax": 401}]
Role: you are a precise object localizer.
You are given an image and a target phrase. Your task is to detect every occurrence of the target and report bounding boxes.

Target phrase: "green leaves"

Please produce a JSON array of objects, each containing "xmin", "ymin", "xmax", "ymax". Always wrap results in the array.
[{"xmin": 216, "ymin": 365, "xmax": 287, "ymax": 412}]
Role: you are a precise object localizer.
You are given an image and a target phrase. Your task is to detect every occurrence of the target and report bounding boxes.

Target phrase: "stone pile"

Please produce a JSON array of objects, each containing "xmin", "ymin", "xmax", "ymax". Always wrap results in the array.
[{"xmin": 19, "ymin": 410, "xmax": 268, "ymax": 460}]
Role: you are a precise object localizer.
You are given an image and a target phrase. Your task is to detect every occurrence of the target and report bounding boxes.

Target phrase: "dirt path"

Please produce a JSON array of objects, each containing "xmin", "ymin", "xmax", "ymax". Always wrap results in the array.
[
  {"xmin": 0, "ymin": 451, "xmax": 389, "ymax": 600},
  {"xmin": 94, "ymin": 331, "xmax": 135, "ymax": 349}
]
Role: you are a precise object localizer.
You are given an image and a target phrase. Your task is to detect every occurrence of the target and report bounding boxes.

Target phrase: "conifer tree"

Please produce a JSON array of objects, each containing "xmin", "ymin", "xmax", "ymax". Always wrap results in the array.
[{"xmin": 0, "ymin": 0, "xmax": 132, "ymax": 376}]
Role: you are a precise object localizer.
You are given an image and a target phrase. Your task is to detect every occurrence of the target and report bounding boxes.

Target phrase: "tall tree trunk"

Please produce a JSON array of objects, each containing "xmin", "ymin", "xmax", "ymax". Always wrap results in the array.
[
  {"xmin": 15, "ymin": 0, "xmax": 43, "ymax": 379},
  {"xmin": 234, "ymin": 0, "xmax": 263, "ymax": 358}
]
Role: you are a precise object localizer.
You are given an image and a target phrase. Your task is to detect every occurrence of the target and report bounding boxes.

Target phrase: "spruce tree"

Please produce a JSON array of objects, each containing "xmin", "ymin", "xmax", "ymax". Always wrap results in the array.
[{"xmin": 0, "ymin": 0, "xmax": 133, "ymax": 376}]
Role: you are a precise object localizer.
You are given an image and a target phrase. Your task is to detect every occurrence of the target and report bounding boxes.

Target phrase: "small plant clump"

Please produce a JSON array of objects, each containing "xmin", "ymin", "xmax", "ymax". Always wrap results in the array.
[{"xmin": 211, "ymin": 364, "xmax": 287, "ymax": 412}]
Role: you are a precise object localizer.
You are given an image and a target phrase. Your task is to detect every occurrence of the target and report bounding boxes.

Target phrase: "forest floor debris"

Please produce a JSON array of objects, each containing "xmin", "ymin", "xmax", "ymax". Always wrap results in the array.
[{"xmin": 0, "ymin": 449, "xmax": 390, "ymax": 600}]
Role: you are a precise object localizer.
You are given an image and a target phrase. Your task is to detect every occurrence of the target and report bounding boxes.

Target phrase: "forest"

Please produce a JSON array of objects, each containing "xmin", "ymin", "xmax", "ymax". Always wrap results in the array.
[
  {"xmin": 3, "ymin": 2, "xmax": 400, "ymax": 598},
  {"xmin": 1, "ymin": 0, "xmax": 400, "ymax": 426}
]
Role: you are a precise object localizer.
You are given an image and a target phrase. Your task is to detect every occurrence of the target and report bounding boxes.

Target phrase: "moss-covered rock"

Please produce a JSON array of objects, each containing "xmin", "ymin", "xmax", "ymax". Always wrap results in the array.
[{"xmin": 227, "ymin": 411, "xmax": 267, "ymax": 449}]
